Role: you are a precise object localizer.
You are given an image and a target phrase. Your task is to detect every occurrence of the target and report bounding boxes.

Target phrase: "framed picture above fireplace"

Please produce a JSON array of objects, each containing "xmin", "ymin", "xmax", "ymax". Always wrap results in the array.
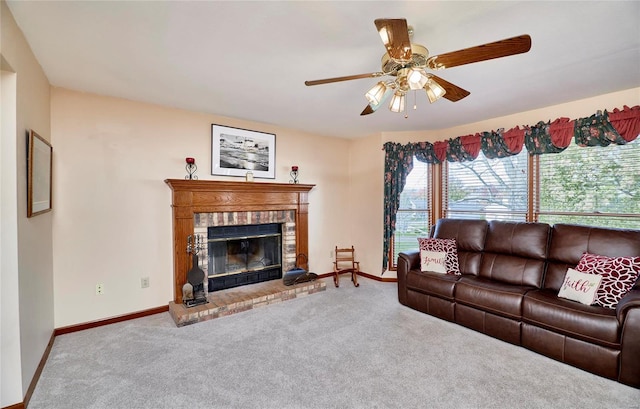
[{"xmin": 211, "ymin": 124, "xmax": 276, "ymax": 179}]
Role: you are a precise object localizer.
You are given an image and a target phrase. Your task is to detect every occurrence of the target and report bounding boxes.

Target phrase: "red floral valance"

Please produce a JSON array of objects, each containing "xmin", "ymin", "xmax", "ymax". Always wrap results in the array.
[
  {"xmin": 608, "ymin": 105, "xmax": 640, "ymax": 142},
  {"xmin": 385, "ymin": 104, "xmax": 639, "ymax": 162},
  {"xmin": 433, "ymin": 141, "xmax": 448, "ymax": 163},
  {"xmin": 549, "ymin": 117, "xmax": 575, "ymax": 148},
  {"xmin": 574, "ymin": 110, "xmax": 626, "ymax": 147}
]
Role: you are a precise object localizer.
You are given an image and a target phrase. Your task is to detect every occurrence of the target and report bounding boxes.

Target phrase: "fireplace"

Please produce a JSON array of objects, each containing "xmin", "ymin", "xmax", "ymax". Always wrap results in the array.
[
  {"xmin": 207, "ymin": 223, "xmax": 282, "ymax": 291},
  {"xmin": 165, "ymin": 179, "xmax": 314, "ymax": 304}
]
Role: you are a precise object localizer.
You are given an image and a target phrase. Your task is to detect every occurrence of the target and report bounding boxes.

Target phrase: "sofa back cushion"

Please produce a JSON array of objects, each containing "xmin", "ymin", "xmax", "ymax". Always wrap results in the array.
[
  {"xmin": 433, "ymin": 219, "xmax": 488, "ymax": 276},
  {"xmin": 545, "ymin": 224, "xmax": 640, "ymax": 292},
  {"xmin": 479, "ymin": 221, "xmax": 550, "ymax": 288}
]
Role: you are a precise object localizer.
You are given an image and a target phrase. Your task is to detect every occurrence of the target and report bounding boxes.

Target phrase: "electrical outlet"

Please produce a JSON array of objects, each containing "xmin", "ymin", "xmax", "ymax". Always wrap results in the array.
[
  {"xmin": 95, "ymin": 283, "xmax": 104, "ymax": 295},
  {"xmin": 141, "ymin": 277, "xmax": 150, "ymax": 288},
  {"xmin": 329, "ymin": 250, "xmax": 334, "ymax": 259}
]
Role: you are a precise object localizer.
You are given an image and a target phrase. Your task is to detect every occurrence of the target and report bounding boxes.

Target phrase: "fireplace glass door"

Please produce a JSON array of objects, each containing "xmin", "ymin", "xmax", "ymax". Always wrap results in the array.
[{"xmin": 208, "ymin": 223, "xmax": 282, "ymax": 291}]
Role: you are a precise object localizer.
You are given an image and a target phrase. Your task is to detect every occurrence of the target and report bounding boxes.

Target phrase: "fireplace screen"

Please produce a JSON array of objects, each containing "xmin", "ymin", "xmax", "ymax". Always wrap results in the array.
[{"xmin": 207, "ymin": 223, "xmax": 282, "ymax": 291}]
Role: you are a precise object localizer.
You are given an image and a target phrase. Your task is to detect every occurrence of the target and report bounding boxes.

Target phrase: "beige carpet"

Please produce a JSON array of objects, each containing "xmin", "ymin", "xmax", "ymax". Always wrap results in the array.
[{"xmin": 29, "ymin": 277, "xmax": 640, "ymax": 408}]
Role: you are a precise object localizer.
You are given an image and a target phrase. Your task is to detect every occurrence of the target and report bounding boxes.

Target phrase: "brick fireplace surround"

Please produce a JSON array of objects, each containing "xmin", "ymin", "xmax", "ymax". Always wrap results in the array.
[{"xmin": 165, "ymin": 180, "xmax": 323, "ymax": 326}]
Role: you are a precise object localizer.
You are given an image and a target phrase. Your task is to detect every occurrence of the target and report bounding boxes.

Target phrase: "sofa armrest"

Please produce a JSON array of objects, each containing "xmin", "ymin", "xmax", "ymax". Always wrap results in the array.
[
  {"xmin": 616, "ymin": 288, "xmax": 640, "ymax": 386},
  {"xmin": 616, "ymin": 288, "xmax": 640, "ymax": 324},
  {"xmin": 619, "ymin": 307, "xmax": 640, "ymax": 386},
  {"xmin": 398, "ymin": 250, "xmax": 421, "ymax": 278},
  {"xmin": 397, "ymin": 250, "xmax": 420, "ymax": 306}
]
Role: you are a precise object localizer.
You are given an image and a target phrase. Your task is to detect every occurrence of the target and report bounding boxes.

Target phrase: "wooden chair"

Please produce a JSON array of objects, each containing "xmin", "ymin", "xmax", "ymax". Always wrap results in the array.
[{"xmin": 333, "ymin": 246, "xmax": 360, "ymax": 288}]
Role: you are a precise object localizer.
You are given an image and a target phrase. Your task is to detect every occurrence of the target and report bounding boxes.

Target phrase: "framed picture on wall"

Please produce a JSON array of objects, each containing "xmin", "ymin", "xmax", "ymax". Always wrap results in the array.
[
  {"xmin": 211, "ymin": 124, "xmax": 276, "ymax": 179},
  {"xmin": 27, "ymin": 129, "xmax": 53, "ymax": 217}
]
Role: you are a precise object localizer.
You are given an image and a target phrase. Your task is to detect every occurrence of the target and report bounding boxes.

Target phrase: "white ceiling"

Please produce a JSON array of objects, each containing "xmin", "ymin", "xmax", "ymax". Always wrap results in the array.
[{"xmin": 7, "ymin": 1, "xmax": 640, "ymax": 139}]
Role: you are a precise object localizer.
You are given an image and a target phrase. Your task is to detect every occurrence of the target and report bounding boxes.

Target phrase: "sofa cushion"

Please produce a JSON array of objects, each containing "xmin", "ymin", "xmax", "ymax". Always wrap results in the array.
[
  {"xmin": 545, "ymin": 224, "xmax": 640, "ymax": 292},
  {"xmin": 455, "ymin": 276, "xmax": 531, "ymax": 320},
  {"xmin": 433, "ymin": 219, "xmax": 487, "ymax": 252},
  {"xmin": 523, "ymin": 289, "xmax": 620, "ymax": 348},
  {"xmin": 479, "ymin": 221, "xmax": 549, "ymax": 287},
  {"xmin": 406, "ymin": 270, "xmax": 460, "ymax": 300},
  {"xmin": 485, "ymin": 221, "xmax": 550, "ymax": 260},
  {"xmin": 575, "ymin": 252, "xmax": 640, "ymax": 309},
  {"xmin": 432, "ymin": 219, "xmax": 487, "ymax": 276},
  {"xmin": 557, "ymin": 268, "xmax": 602, "ymax": 305},
  {"xmin": 417, "ymin": 238, "xmax": 460, "ymax": 275}
]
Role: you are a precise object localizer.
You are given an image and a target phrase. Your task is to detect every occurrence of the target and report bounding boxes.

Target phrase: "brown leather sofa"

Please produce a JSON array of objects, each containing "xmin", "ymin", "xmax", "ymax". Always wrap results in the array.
[{"xmin": 397, "ymin": 218, "xmax": 640, "ymax": 387}]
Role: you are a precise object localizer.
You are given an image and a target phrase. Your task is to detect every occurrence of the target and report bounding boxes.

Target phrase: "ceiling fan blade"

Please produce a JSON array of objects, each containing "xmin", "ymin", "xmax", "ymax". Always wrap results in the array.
[
  {"xmin": 360, "ymin": 104, "xmax": 375, "ymax": 116},
  {"xmin": 428, "ymin": 34, "xmax": 531, "ymax": 70},
  {"xmin": 305, "ymin": 72, "xmax": 383, "ymax": 86},
  {"xmin": 429, "ymin": 75, "xmax": 470, "ymax": 102},
  {"xmin": 374, "ymin": 18, "xmax": 412, "ymax": 61}
]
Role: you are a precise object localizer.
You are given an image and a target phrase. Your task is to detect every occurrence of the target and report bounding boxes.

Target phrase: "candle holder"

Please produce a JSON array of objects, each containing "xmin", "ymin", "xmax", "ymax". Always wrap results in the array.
[
  {"xmin": 289, "ymin": 165, "xmax": 299, "ymax": 184},
  {"xmin": 185, "ymin": 157, "xmax": 198, "ymax": 180}
]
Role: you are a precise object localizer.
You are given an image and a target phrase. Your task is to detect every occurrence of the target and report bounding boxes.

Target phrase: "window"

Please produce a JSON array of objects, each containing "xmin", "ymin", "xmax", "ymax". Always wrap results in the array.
[
  {"xmin": 443, "ymin": 150, "xmax": 529, "ymax": 221},
  {"xmin": 387, "ymin": 128, "xmax": 640, "ymax": 270},
  {"xmin": 537, "ymin": 138, "xmax": 640, "ymax": 229},
  {"xmin": 391, "ymin": 158, "xmax": 432, "ymax": 268}
]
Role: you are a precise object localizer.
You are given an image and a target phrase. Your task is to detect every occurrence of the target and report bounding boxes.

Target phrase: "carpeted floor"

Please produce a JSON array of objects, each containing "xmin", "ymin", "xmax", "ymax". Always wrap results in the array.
[{"xmin": 29, "ymin": 277, "xmax": 640, "ymax": 409}]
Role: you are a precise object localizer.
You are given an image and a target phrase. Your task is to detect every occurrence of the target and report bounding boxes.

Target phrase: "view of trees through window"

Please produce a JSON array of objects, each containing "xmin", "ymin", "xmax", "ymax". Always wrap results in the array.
[
  {"xmin": 393, "ymin": 159, "xmax": 431, "ymax": 266},
  {"xmin": 538, "ymin": 138, "xmax": 640, "ymax": 229},
  {"xmin": 446, "ymin": 150, "xmax": 528, "ymax": 221},
  {"xmin": 444, "ymin": 138, "xmax": 640, "ymax": 229}
]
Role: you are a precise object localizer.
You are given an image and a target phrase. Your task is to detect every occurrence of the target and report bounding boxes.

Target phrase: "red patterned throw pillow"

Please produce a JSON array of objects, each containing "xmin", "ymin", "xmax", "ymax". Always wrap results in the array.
[
  {"xmin": 575, "ymin": 252, "xmax": 640, "ymax": 309},
  {"xmin": 417, "ymin": 238, "xmax": 460, "ymax": 275}
]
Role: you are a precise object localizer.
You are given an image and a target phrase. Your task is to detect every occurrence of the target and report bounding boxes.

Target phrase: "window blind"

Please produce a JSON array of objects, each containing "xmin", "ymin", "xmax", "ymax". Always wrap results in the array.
[
  {"xmin": 538, "ymin": 138, "xmax": 640, "ymax": 229},
  {"xmin": 443, "ymin": 150, "xmax": 528, "ymax": 221}
]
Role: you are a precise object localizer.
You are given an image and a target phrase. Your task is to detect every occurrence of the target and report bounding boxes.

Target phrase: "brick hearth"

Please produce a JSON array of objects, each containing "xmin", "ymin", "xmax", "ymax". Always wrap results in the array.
[{"xmin": 169, "ymin": 279, "xmax": 326, "ymax": 327}]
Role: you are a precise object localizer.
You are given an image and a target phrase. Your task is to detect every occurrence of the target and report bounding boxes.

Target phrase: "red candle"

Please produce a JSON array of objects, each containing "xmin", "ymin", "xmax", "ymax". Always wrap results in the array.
[
  {"xmin": 291, "ymin": 165, "xmax": 298, "ymax": 171},
  {"xmin": 186, "ymin": 157, "xmax": 195, "ymax": 164}
]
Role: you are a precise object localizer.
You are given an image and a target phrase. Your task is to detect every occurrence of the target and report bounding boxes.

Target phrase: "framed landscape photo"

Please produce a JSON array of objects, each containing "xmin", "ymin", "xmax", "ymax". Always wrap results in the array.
[
  {"xmin": 27, "ymin": 129, "xmax": 53, "ymax": 217},
  {"xmin": 211, "ymin": 124, "xmax": 276, "ymax": 179}
]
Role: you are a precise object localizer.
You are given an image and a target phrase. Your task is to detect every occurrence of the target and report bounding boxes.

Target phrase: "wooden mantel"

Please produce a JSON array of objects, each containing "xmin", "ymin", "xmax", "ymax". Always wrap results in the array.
[{"xmin": 165, "ymin": 179, "xmax": 315, "ymax": 304}]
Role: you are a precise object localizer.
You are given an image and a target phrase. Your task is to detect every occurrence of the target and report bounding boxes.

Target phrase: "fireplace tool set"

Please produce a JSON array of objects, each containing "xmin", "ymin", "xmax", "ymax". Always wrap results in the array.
[{"xmin": 183, "ymin": 234, "xmax": 208, "ymax": 307}]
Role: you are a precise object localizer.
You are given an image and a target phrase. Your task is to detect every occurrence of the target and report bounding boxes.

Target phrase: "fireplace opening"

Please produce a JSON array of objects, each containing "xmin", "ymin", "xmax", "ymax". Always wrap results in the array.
[{"xmin": 207, "ymin": 223, "xmax": 282, "ymax": 291}]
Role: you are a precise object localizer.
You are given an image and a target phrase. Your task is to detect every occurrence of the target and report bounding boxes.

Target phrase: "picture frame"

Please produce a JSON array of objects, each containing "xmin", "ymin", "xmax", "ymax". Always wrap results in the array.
[
  {"xmin": 27, "ymin": 129, "xmax": 53, "ymax": 217},
  {"xmin": 211, "ymin": 124, "xmax": 275, "ymax": 179}
]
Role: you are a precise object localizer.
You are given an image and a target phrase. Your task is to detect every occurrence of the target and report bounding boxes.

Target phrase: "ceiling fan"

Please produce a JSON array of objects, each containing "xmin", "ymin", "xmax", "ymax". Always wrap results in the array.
[{"xmin": 305, "ymin": 18, "xmax": 531, "ymax": 116}]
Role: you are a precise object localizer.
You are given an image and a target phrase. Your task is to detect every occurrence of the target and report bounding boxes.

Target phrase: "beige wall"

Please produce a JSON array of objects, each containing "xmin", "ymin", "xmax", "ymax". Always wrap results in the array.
[
  {"xmin": 1, "ymin": 0, "xmax": 53, "ymax": 406},
  {"xmin": 51, "ymin": 88, "xmax": 352, "ymax": 327},
  {"xmin": 50, "ymin": 86, "xmax": 640, "ymax": 330},
  {"xmin": 350, "ymin": 87, "xmax": 640, "ymax": 277},
  {"xmin": 348, "ymin": 133, "xmax": 386, "ymax": 276}
]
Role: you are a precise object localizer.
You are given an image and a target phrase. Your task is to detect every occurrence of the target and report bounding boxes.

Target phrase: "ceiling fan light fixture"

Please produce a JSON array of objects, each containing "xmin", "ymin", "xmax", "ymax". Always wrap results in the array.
[
  {"xmin": 365, "ymin": 81, "xmax": 389, "ymax": 106},
  {"xmin": 425, "ymin": 79, "xmax": 447, "ymax": 103},
  {"xmin": 305, "ymin": 18, "xmax": 530, "ymax": 117},
  {"xmin": 378, "ymin": 27, "xmax": 390, "ymax": 47},
  {"xmin": 407, "ymin": 67, "xmax": 429, "ymax": 90},
  {"xmin": 389, "ymin": 91, "xmax": 405, "ymax": 113}
]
